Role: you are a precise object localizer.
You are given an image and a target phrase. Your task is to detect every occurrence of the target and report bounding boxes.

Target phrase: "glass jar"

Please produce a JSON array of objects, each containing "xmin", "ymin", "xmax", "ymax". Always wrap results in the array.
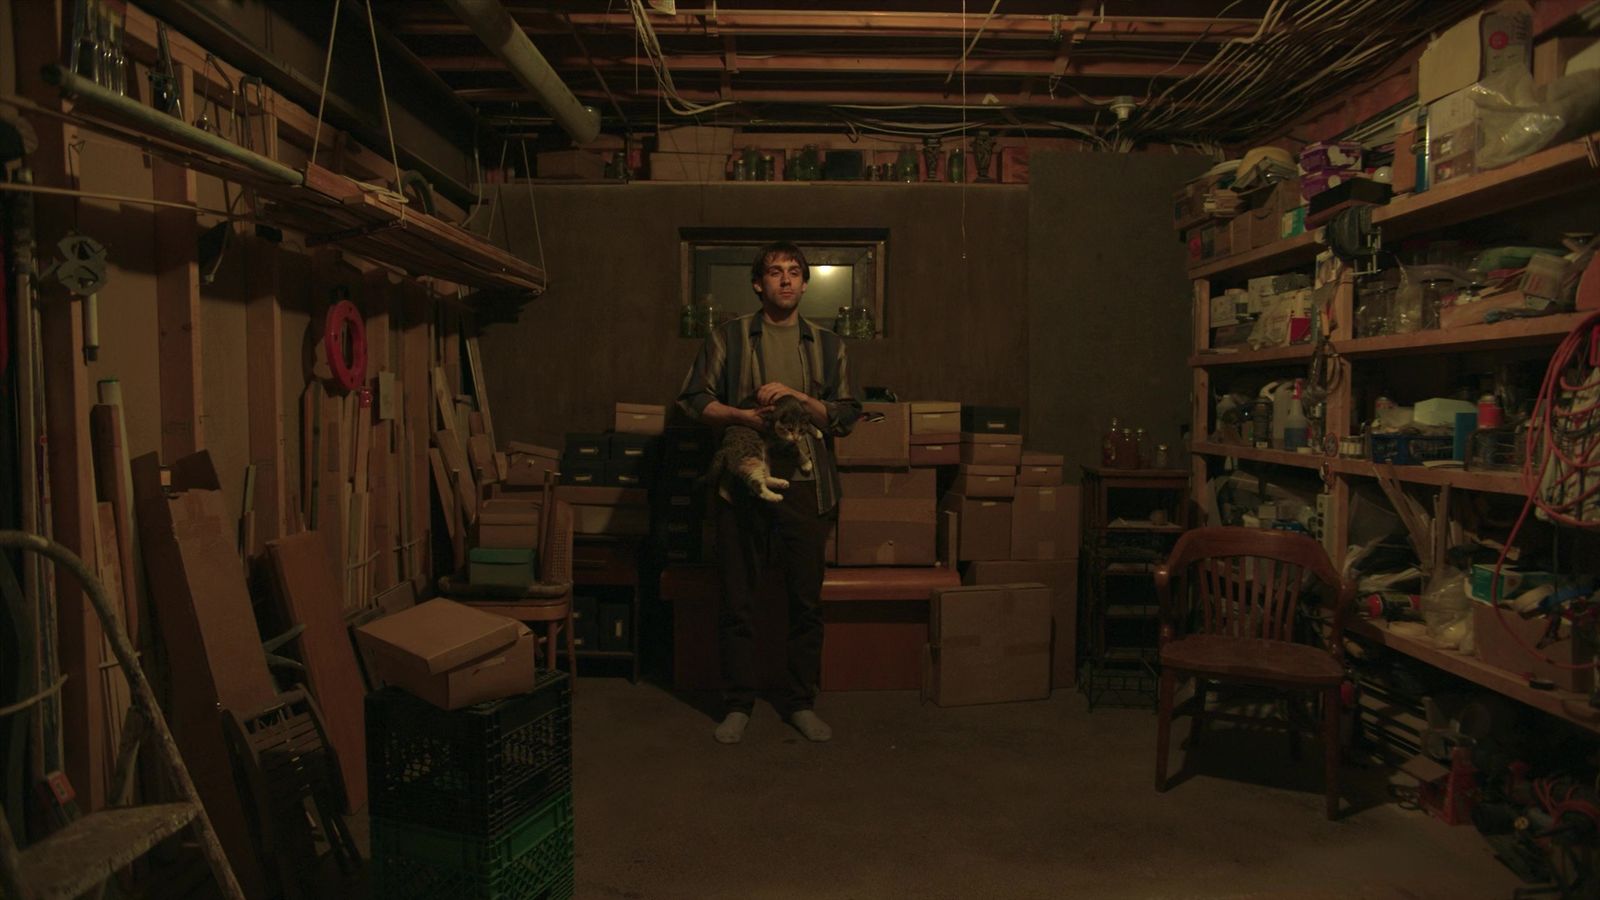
[
  {"xmin": 731, "ymin": 156, "xmax": 748, "ymax": 181},
  {"xmin": 1154, "ymin": 443, "xmax": 1170, "ymax": 469},
  {"xmin": 850, "ymin": 305, "xmax": 875, "ymax": 339},
  {"xmin": 680, "ymin": 304, "xmax": 698, "ymax": 338},
  {"xmin": 1391, "ymin": 281, "xmax": 1424, "ymax": 334},
  {"xmin": 1133, "ymin": 427, "xmax": 1149, "ymax": 467},
  {"xmin": 1117, "ymin": 429, "xmax": 1137, "ymax": 468},
  {"xmin": 1355, "ymin": 281, "xmax": 1394, "ymax": 337},
  {"xmin": 1102, "ymin": 417, "xmax": 1121, "ymax": 465},
  {"xmin": 834, "ymin": 306, "xmax": 851, "ymax": 335},
  {"xmin": 799, "ymin": 145, "xmax": 821, "ymax": 180},
  {"xmin": 1420, "ymin": 279, "xmax": 1449, "ymax": 330},
  {"xmin": 701, "ymin": 302, "xmax": 718, "ymax": 335},
  {"xmin": 947, "ymin": 148, "xmax": 966, "ymax": 183},
  {"xmin": 896, "ymin": 148, "xmax": 919, "ymax": 182},
  {"xmin": 760, "ymin": 154, "xmax": 775, "ymax": 181}
]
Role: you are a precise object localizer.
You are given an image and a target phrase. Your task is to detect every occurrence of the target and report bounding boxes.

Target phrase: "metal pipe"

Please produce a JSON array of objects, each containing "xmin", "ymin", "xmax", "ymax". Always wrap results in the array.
[
  {"xmin": 42, "ymin": 64, "xmax": 304, "ymax": 186},
  {"xmin": 443, "ymin": 0, "xmax": 600, "ymax": 144}
]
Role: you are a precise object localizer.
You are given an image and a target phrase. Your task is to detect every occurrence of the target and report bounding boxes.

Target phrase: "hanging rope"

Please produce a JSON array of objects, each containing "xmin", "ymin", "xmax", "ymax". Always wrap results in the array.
[
  {"xmin": 309, "ymin": 0, "xmax": 342, "ymax": 171},
  {"xmin": 363, "ymin": 0, "xmax": 406, "ymax": 202}
]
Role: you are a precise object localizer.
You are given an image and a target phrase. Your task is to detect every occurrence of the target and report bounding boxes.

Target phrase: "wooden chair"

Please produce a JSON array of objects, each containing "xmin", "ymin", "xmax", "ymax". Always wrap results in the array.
[
  {"xmin": 443, "ymin": 471, "xmax": 577, "ymax": 680},
  {"xmin": 1153, "ymin": 527, "xmax": 1354, "ymax": 819}
]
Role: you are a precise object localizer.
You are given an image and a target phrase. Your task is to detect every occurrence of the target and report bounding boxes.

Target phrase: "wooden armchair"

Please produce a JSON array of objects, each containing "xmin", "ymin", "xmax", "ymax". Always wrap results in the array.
[{"xmin": 1153, "ymin": 527, "xmax": 1354, "ymax": 819}]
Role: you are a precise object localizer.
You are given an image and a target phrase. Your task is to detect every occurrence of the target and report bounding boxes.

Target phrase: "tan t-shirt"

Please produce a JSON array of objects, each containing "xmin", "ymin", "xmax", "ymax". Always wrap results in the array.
[{"xmin": 759, "ymin": 320, "xmax": 813, "ymax": 481}]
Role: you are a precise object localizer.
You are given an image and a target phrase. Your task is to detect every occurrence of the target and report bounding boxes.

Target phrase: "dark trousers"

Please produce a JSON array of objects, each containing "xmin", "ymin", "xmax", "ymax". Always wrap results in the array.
[{"xmin": 715, "ymin": 481, "xmax": 829, "ymax": 716}]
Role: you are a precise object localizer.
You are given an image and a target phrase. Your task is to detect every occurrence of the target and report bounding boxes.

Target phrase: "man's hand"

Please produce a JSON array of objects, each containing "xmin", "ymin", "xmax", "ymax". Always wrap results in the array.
[
  {"xmin": 740, "ymin": 406, "xmax": 772, "ymax": 430},
  {"xmin": 756, "ymin": 382, "xmax": 806, "ymax": 407}
]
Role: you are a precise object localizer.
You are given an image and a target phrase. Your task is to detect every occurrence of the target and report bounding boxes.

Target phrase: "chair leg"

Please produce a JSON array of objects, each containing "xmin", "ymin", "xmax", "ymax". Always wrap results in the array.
[
  {"xmin": 1323, "ymin": 685, "xmax": 1341, "ymax": 820},
  {"xmin": 1155, "ymin": 668, "xmax": 1177, "ymax": 792},
  {"xmin": 564, "ymin": 606, "xmax": 578, "ymax": 686}
]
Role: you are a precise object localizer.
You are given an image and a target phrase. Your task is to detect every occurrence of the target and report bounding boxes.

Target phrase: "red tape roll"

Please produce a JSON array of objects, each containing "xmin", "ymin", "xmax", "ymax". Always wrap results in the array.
[{"xmin": 323, "ymin": 298, "xmax": 367, "ymax": 391}]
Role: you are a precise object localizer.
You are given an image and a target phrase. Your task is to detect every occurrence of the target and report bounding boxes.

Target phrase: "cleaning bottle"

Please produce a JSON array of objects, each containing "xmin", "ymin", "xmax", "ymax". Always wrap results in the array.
[{"xmin": 1283, "ymin": 379, "xmax": 1310, "ymax": 451}]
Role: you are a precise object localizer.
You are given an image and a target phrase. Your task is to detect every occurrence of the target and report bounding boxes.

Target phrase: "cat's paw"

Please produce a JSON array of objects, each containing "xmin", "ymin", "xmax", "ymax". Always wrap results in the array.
[
  {"xmin": 810, "ymin": 426, "xmax": 824, "ymax": 439},
  {"xmin": 764, "ymin": 476, "xmax": 790, "ymax": 491},
  {"xmin": 799, "ymin": 461, "xmax": 813, "ymax": 473}
]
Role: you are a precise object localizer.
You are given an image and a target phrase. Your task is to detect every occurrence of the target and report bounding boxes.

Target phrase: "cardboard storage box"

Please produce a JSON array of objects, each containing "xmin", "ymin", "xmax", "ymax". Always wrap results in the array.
[
  {"xmin": 940, "ymin": 493, "xmax": 1013, "ymax": 561},
  {"xmin": 909, "ymin": 401, "xmax": 962, "ymax": 435},
  {"xmin": 1418, "ymin": 1, "xmax": 1532, "ymax": 106},
  {"xmin": 960, "ymin": 432, "xmax": 1022, "ymax": 466},
  {"xmin": 1249, "ymin": 182, "xmax": 1296, "ymax": 249},
  {"xmin": 658, "ymin": 125, "xmax": 737, "ymax": 155},
  {"xmin": 1011, "ymin": 485, "xmax": 1081, "ymax": 560},
  {"xmin": 537, "ymin": 149, "xmax": 605, "ymax": 180},
  {"xmin": 559, "ymin": 486, "xmax": 651, "ymax": 536},
  {"xmin": 836, "ymin": 498, "xmax": 937, "ymax": 566},
  {"xmin": 1427, "ymin": 85, "xmax": 1480, "ymax": 187},
  {"xmin": 909, "ymin": 433, "xmax": 960, "ymax": 467},
  {"xmin": 924, "ymin": 583, "xmax": 1051, "ymax": 707},
  {"xmin": 478, "ymin": 499, "xmax": 541, "ymax": 549},
  {"xmin": 468, "ymin": 547, "xmax": 536, "ymax": 588},
  {"xmin": 840, "ymin": 467, "xmax": 935, "ymax": 500},
  {"xmin": 1018, "ymin": 452, "xmax": 1064, "ymax": 486},
  {"xmin": 1228, "ymin": 213, "xmax": 1253, "ymax": 256},
  {"xmin": 960, "ymin": 405, "xmax": 1021, "ymax": 434},
  {"xmin": 650, "ymin": 151, "xmax": 727, "ymax": 181},
  {"xmin": 354, "ymin": 599, "xmax": 536, "ymax": 710},
  {"xmin": 505, "ymin": 442, "xmax": 559, "ymax": 486},
  {"xmin": 965, "ymin": 559, "xmax": 1079, "ymax": 690},
  {"xmin": 835, "ymin": 402, "xmax": 909, "ymax": 467},
  {"xmin": 564, "ymin": 433, "xmax": 607, "ymax": 461},
  {"xmin": 615, "ymin": 402, "xmax": 667, "ymax": 435},
  {"xmin": 559, "ymin": 461, "xmax": 604, "ymax": 486},
  {"xmin": 951, "ymin": 464, "xmax": 1016, "ymax": 499},
  {"xmin": 1473, "ymin": 604, "xmax": 1595, "ymax": 692}
]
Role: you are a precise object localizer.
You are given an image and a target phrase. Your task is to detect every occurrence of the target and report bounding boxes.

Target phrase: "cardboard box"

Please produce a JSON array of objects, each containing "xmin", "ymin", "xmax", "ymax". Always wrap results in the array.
[
  {"xmin": 560, "ymin": 461, "xmax": 604, "ymax": 486},
  {"xmin": 960, "ymin": 432, "xmax": 1022, "ymax": 466},
  {"xmin": 840, "ymin": 467, "xmax": 935, "ymax": 500},
  {"xmin": 924, "ymin": 584, "xmax": 1051, "ymax": 706},
  {"xmin": 560, "ymin": 485, "xmax": 651, "ymax": 535},
  {"xmin": 1535, "ymin": 36, "xmax": 1598, "ymax": 86},
  {"xmin": 505, "ymin": 443, "xmax": 559, "ymax": 486},
  {"xmin": 909, "ymin": 441, "xmax": 960, "ymax": 467},
  {"xmin": 961, "ymin": 405, "xmax": 1021, "ymax": 435},
  {"xmin": 835, "ymin": 402, "xmax": 909, "ymax": 467},
  {"xmin": 468, "ymin": 547, "xmax": 537, "ymax": 588},
  {"xmin": 1249, "ymin": 182, "xmax": 1296, "ymax": 249},
  {"xmin": 1011, "ymin": 485, "xmax": 1081, "ymax": 560},
  {"xmin": 1228, "ymin": 212, "xmax": 1253, "ymax": 256},
  {"xmin": 1418, "ymin": 2, "xmax": 1532, "ymax": 106},
  {"xmin": 951, "ymin": 464, "xmax": 1016, "ymax": 499},
  {"xmin": 657, "ymin": 125, "xmax": 737, "ymax": 155},
  {"xmin": 354, "ymin": 599, "xmax": 536, "ymax": 710},
  {"xmin": 650, "ymin": 151, "xmax": 728, "ymax": 181},
  {"xmin": 1473, "ymin": 603, "xmax": 1594, "ymax": 692},
  {"xmin": 564, "ymin": 433, "xmax": 607, "ymax": 461},
  {"xmin": 909, "ymin": 401, "xmax": 962, "ymax": 435},
  {"xmin": 537, "ymin": 149, "xmax": 605, "ymax": 180},
  {"xmin": 940, "ymin": 493, "xmax": 1012, "ymax": 561},
  {"xmin": 1018, "ymin": 452, "xmax": 1064, "ymax": 486},
  {"xmin": 836, "ymin": 498, "xmax": 937, "ymax": 566},
  {"xmin": 478, "ymin": 499, "xmax": 541, "ymax": 549},
  {"xmin": 615, "ymin": 402, "xmax": 666, "ymax": 435},
  {"xmin": 965, "ymin": 560, "xmax": 1079, "ymax": 690}
]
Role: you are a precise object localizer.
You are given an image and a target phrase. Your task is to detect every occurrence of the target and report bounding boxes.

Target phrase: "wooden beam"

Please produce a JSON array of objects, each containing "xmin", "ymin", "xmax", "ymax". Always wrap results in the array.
[
  {"xmin": 17, "ymin": 0, "xmax": 105, "ymax": 812},
  {"xmin": 245, "ymin": 233, "xmax": 285, "ymax": 554},
  {"xmin": 429, "ymin": 53, "xmax": 1210, "ymax": 79},
  {"xmin": 153, "ymin": 65, "xmax": 203, "ymax": 461},
  {"xmin": 463, "ymin": 85, "xmax": 1132, "ymax": 109}
]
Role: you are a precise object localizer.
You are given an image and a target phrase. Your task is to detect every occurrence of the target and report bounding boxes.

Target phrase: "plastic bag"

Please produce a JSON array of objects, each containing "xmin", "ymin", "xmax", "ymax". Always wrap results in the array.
[
  {"xmin": 1473, "ymin": 68, "xmax": 1600, "ymax": 170},
  {"xmin": 1421, "ymin": 568, "xmax": 1473, "ymax": 650}
]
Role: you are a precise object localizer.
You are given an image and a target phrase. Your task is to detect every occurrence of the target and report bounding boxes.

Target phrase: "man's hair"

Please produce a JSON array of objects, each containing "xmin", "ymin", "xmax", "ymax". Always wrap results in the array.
[{"xmin": 750, "ymin": 241, "xmax": 810, "ymax": 284}]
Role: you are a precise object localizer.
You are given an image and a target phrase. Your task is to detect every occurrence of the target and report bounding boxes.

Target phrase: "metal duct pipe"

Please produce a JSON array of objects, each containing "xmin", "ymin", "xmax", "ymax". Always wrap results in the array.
[
  {"xmin": 444, "ymin": 0, "xmax": 601, "ymax": 144},
  {"xmin": 43, "ymin": 65, "xmax": 304, "ymax": 186}
]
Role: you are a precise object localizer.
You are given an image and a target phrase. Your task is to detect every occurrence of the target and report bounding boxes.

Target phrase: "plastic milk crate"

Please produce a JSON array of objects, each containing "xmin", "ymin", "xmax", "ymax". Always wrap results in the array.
[
  {"xmin": 1368, "ymin": 433, "xmax": 1454, "ymax": 466},
  {"xmin": 372, "ymin": 791, "xmax": 575, "ymax": 900},
  {"xmin": 366, "ymin": 670, "xmax": 572, "ymax": 836}
]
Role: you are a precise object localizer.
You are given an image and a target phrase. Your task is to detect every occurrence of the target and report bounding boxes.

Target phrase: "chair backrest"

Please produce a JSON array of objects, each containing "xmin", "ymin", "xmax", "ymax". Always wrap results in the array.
[
  {"xmin": 1155, "ymin": 526, "xmax": 1352, "ymax": 646},
  {"xmin": 540, "ymin": 500, "xmax": 573, "ymax": 585}
]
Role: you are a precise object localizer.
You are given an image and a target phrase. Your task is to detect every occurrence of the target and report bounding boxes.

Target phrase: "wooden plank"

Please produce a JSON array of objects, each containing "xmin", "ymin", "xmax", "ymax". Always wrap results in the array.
[
  {"xmin": 301, "ymin": 382, "xmax": 322, "ymax": 527},
  {"xmin": 245, "ymin": 234, "xmax": 286, "ymax": 554},
  {"xmin": 153, "ymin": 64, "xmax": 204, "ymax": 461},
  {"xmin": 436, "ymin": 429, "xmax": 479, "ymax": 525},
  {"xmin": 91, "ymin": 503, "xmax": 132, "ymax": 795},
  {"xmin": 266, "ymin": 532, "xmax": 368, "ymax": 813},
  {"xmin": 402, "ymin": 282, "xmax": 432, "ymax": 589},
  {"xmin": 88, "ymin": 400, "xmax": 141, "ymax": 649},
  {"xmin": 464, "ymin": 331, "xmax": 495, "ymax": 449},
  {"xmin": 369, "ymin": 421, "xmax": 397, "ymax": 594},
  {"xmin": 1188, "ymin": 344, "xmax": 1314, "ymax": 367},
  {"xmin": 1333, "ymin": 311, "xmax": 1589, "ymax": 359}
]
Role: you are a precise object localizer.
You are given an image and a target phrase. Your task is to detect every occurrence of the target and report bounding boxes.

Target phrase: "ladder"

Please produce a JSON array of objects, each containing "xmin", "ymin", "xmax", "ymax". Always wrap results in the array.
[{"xmin": 0, "ymin": 530, "xmax": 244, "ymax": 900}]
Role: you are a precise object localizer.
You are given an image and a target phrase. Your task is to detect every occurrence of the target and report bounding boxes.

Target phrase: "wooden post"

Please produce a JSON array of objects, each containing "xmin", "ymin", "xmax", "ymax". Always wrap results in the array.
[
  {"xmin": 154, "ymin": 65, "xmax": 204, "ymax": 460},
  {"xmin": 17, "ymin": 0, "xmax": 106, "ymax": 811},
  {"xmin": 244, "ymin": 234, "xmax": 285, "ymax": 554}
]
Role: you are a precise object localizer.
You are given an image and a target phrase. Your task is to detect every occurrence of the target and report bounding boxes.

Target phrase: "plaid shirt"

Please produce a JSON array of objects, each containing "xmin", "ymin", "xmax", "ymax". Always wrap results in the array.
[{"xmin": 677, "ymin": 313, "xmax": 862, "ymax": 515}]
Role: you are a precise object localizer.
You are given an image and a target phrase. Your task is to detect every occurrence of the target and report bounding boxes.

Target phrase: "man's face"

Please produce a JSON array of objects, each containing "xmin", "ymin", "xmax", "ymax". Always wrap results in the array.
[{"xmin": 754, "ymin": 253, "xmax": 807, "ymax": 315}]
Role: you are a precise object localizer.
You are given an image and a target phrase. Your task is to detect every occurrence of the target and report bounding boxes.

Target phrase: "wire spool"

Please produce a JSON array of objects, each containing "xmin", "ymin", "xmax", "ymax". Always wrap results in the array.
[{"xmin": 322, "ymin": 295, "xmax": 367, "ymax": 392}]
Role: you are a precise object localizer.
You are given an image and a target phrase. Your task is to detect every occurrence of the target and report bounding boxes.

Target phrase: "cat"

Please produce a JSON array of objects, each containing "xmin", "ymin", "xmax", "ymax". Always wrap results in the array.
[{"xmin": 707, "ymin": 394, "xmax": 824, "ymax": 503}]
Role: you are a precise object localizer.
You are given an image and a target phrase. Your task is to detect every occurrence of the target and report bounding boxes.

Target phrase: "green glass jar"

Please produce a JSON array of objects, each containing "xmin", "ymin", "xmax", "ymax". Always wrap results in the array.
[
  {"xmin": 947, "ymin": 148, "xmax": 966, "ymax": 183},
  {"xmin": 680, "ymin": 304, "xmax": 698, "ymax": 338},
  {"xmin": 850, "ymin": 306, "xmax": 875, "ymax": 339},
  {"xmin": 834, "ymin": 306, "xmax": 851, "ymax": 335}
]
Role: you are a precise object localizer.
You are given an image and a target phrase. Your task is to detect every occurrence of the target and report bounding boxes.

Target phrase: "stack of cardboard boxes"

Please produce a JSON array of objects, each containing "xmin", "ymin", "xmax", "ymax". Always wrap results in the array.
[
  {"xmin": 654, "ymin": 426, "xmax": 716, "ymax": 565},
  {"xmin": 831, "ymin": 402, "xmax": 938, "ymax": 566}
]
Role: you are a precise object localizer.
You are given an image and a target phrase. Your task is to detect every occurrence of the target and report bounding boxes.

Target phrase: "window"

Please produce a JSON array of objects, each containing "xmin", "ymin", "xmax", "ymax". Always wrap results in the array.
[{"xmin": 679, "ymin": 228, "xmax": 887, "ymax": 339}]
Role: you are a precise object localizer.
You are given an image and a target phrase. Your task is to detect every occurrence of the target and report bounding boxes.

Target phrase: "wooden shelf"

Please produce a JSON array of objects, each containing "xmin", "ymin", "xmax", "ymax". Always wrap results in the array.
[
  {"xmin": 1346, "ymin": 618, "xmax": 1600, "ymax": 735},
  {"xmin": 1190, "ymin": 131, "xmax": 1600, "ymax": 282},
  {"xmin": 1333, "ymin": 460, "xmax": 1527, "ymax": 496},
  {"xmin": 1188, "ymin": 231, "xmax": 1320, "ymax": 280},
  {"xmin": 1191, "ymin": 441, "xmax": 1325, "ymax": 470},
  {"xmin": 1105, "ymin": 523, "xmax": 1188, "ymax": 533},
  {"xmin": 1188, "ymin": 344, "xmax": 1314, "ymax": 367},
  {"xmin": 1334, "ymin": 311, "xmax": 1589, "ymax": 359}
]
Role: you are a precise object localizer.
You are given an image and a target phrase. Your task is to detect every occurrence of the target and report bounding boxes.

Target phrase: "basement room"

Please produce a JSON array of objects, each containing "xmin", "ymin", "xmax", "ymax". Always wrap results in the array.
[{"xmin": 7, "ymin": 1, "xmax": 1600, "ymax": 898}]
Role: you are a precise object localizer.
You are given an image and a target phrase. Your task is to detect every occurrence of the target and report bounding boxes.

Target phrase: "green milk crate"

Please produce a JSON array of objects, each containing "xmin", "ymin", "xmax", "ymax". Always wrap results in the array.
[{"xmin": 372, "ymin": 791, "xmax": 575, "ymax": 900}]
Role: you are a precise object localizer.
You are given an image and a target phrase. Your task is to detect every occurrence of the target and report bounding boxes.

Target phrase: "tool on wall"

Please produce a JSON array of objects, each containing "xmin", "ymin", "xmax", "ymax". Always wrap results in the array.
[
  {"xmin": 149, "ymin": 20, "xmax": 183, "ymax": 118},
  {"xmin": 38, "ymin": 232, "xmax": 109, "ymax": 362}
]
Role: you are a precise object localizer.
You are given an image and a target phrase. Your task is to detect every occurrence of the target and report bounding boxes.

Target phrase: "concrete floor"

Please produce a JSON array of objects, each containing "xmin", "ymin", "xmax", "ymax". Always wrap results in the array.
[{"xmin": 568, "ymin": 677, "xmax": 1525, "ymax": 900}]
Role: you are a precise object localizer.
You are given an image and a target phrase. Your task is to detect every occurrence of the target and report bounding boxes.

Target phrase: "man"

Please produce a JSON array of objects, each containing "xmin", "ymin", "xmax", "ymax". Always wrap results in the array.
[{"xmin": 677, "ymin": 241, "xmax": 862, "ymax": 744}]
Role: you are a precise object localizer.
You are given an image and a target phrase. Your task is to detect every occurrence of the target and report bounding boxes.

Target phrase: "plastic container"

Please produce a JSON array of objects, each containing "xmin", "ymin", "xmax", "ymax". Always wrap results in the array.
[
  {"xmin": 1368, "ymin": 433, "xmax": 1455, "ymax": 465},
  {"xmin": 367, "ymin": 672, "xmax": 572, "ymax": 836},
  {"xmin": 372, "ymin": 791, "xmax": 575, "ymax": 900}
]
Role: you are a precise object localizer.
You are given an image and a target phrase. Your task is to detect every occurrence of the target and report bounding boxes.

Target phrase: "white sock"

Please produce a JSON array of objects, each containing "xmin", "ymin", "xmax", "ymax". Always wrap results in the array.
[
  {"xmin": 789, "ymin": 709, "xmax": 832, "ymax": 742},
  {"xmin": 714, "ymin": 711, "xmax": 750, "ymax": 744}
]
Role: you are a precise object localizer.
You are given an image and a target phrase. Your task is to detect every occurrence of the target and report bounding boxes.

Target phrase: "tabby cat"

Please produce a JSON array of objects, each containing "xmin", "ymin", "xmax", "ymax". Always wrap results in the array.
[{"xmin": 707, "ymin": 394, "xmax": 824, "ymax": 502}]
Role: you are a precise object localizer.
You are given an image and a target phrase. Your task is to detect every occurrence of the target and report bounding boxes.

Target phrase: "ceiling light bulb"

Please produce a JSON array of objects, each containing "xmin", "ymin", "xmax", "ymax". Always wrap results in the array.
[{"xmin": 1110, "ymin": 96, "xmax": 1137, "ymax": 122}]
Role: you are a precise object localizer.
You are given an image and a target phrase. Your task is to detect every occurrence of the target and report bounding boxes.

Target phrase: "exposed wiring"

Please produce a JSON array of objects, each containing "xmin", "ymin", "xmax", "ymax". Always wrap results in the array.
[{"xmin": 627, "ymin": 0, "xmax": 737, "ymax": 117}]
